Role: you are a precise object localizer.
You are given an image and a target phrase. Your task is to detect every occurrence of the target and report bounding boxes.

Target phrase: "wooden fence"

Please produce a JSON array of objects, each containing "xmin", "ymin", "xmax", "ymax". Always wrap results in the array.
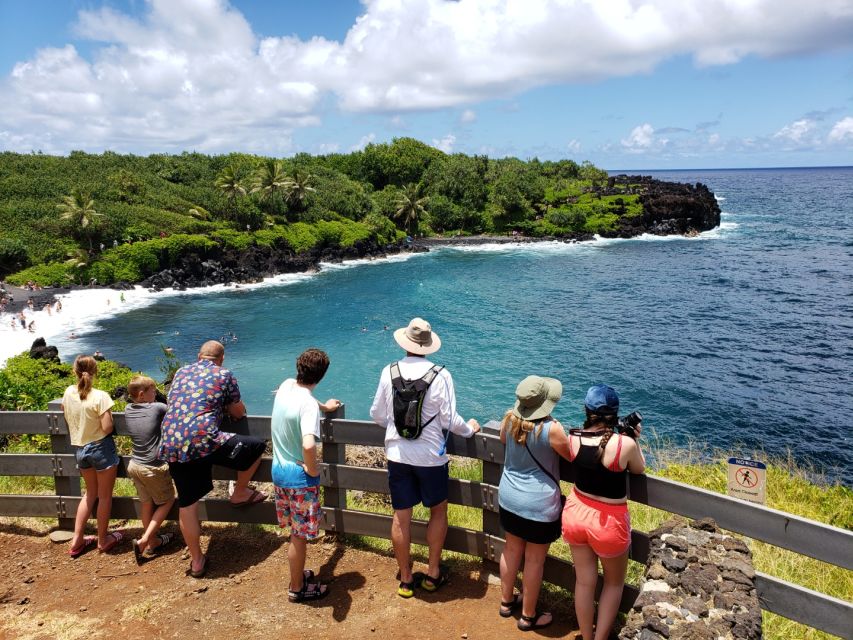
[{"xmin": 0, "ymin": 403, "xmax": 850, "ymax": 639}]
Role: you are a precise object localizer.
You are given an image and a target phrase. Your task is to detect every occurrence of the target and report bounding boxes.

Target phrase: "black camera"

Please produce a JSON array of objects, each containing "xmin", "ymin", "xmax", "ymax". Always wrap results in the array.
[{"xmin": 617, "ymin": 411, "xmax": 642, "ymax": 438}]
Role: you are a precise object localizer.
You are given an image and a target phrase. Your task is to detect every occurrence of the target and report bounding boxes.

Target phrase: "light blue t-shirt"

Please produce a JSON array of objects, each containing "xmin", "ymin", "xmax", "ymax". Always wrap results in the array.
[
  {"xmin": 270, "ymin": 379, "xmax": 321, "ymax": 488},
  {"xmin": 498, "ymin": 420, "xmax": 562, "ymax": 522}
]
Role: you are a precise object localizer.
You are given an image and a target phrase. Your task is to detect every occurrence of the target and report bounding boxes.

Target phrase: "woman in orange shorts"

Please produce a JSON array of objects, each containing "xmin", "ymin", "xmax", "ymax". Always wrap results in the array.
[{"xmin": 562, "ymin": 384, "xmax": 645, "ymax": 640}]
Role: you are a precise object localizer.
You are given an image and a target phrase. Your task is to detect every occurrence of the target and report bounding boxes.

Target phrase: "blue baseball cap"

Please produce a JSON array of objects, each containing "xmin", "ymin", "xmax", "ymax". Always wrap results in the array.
[{"xmin": 584, "ymin": 384, "xmax": 619, "ymax": 414}]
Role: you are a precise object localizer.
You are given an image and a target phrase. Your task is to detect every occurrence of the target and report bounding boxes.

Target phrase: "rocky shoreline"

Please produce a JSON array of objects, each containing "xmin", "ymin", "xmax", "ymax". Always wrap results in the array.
[
  {"xmin": 141, "ymin": 175, "xmax": 719, "ymax": 290},
  {"xmin": 3, "ymin": 175, "xmax": 720, "ymax": 296}
]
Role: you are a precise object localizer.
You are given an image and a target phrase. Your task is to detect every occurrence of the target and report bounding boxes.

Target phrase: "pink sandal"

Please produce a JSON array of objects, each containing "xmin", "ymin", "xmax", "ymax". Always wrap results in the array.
[{"xmin": 98, "ymin": 531, "xmax": 124, "ymax": 553}]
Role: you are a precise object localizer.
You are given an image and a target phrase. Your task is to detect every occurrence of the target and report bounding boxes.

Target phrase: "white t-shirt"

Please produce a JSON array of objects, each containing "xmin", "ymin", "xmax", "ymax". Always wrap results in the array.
[
  {"xmin": 370, "ymin": 356, "xmax": 474, "ymax": 467},
  {"xmin": 270, "ymin": 378, "xmax": 321, "ymax": 488}
]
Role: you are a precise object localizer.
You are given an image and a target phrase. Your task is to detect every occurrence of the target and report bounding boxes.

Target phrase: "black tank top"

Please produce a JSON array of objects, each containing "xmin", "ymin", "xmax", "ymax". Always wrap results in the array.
[{"xmin": 572, "ymin": 436, "xmax": 627, "ymax": 500}]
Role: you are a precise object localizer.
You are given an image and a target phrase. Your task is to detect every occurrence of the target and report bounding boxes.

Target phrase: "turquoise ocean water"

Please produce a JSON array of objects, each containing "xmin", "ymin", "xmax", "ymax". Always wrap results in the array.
[{"xmin": 59, "ymin": 167, "xmax": 853, "ymax": 483}]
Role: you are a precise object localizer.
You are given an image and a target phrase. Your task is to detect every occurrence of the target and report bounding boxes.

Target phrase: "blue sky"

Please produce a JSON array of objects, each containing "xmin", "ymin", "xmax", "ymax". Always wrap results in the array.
[{"xmin": 0, "ymin": 0, "xmax": 851, "ymax": 169}]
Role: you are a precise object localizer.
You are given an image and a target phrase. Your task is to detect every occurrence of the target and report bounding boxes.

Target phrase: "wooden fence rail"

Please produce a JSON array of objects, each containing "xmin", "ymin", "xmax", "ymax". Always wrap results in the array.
[{"xmin": 0, "ymin": 406, "xmax": 851, "ymax": 639}]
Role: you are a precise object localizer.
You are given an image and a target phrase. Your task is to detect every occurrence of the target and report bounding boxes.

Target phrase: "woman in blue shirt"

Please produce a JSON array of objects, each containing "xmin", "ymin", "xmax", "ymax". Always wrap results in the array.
[{"xmin": 498, "ymin": 375, "xmax": 572, "ymax": 631}]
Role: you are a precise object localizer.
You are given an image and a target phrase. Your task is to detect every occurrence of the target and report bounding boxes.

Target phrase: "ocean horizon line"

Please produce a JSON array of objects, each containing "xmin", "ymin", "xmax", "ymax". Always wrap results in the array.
[{"xmin": 610, "ymin": 164, "xmax": 853, "ymax": 173}]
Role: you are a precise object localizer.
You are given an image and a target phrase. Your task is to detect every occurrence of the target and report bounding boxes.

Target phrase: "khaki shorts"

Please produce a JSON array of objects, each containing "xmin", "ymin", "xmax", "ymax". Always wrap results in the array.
[{"xmin": 127, "ymin": 459, "xmax": 176, "ymax": 505}]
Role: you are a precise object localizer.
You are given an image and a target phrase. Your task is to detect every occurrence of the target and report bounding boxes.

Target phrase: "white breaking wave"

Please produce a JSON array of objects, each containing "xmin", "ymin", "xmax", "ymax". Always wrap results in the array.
[
  {"xmin": 0, "ymin": 225, "xmax": 734, "ymax": 366},
  {"xmin": 318, "ymin": 251, "xmax": 418, "ymax": 271},
  {"xmin": 0, "ymin": 251, "xmax": 419, "ymax": 367}
]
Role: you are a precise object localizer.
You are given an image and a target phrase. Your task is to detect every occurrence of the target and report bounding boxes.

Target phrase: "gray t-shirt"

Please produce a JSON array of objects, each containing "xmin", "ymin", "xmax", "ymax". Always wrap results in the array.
[{"xmin": 124, "ymin": 402, "xmax": 167, "ymax": 465}]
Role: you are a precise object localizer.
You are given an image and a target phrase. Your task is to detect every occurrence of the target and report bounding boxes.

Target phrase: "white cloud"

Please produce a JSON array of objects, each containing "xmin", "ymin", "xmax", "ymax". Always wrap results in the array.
[
  {"xmin": 567, "ymin": 139, "xmax": 581, "ymax": 153},
  {"xmin": 827, "ymin": 116, "xmax": 853, "ymax": 143},
  {"xmin": 351, "ymin": 133, "xmax": 376, "ymax": 151},
  {"xmin": 773, "ymin": 119, "xmax": 817, "ymax": 143},
  {"xmin": 431, "ymin": 134, "xmax": 456, "ymax": 153},
  {"xmin": 621, "ymin": 124, "xmax": 657, "ymax": 152},
  {"xmin": 460, "ymin": 109, "xmax": 476, "ymax": 124},
  {"xmin": 1, "ymin": 0, "xmax": 852, "ymax": 153}
]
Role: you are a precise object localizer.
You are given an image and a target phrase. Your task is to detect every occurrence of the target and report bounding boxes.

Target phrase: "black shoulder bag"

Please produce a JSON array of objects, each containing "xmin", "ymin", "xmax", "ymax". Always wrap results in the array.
[{"xmin": 523, "ymin": 438, "xmax": 567, "ymax": 508}]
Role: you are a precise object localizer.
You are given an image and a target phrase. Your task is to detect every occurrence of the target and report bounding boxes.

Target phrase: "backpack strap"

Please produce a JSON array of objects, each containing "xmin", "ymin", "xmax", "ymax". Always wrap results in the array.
[
  {"xmin": 420, "ymin": 365, "xmax": 444, "ymax": 385},
  {"xmin": 417, "ymin": 365, "xmax": 444, "ymax": 429},
  {"xmin": 390, "ymin": 362, "xmax": 405, "ymax": 392}
]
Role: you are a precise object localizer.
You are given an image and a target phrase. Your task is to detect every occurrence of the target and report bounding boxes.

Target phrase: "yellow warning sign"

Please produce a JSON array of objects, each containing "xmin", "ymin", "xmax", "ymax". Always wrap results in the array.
[{"xmin": 727, "ymin": 457, "xmax": 767, "ymax": 505}]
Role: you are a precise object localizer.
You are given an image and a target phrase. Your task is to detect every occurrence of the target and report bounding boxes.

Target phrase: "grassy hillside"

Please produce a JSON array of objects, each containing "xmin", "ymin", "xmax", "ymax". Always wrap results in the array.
[{"xmin": 0, "ymin": 143, "xmax": 640, "ymax": 285}]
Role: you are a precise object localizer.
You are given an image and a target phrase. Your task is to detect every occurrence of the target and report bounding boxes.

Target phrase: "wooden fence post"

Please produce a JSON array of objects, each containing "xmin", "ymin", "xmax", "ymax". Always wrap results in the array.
[
  {"xmin": 321, "ymin": 404, "xmax": 346, "ymax": 534},
  {"xmin": 47, "ymin": 399, "xmax": 78, "ymax": 530},
  {"xmin": 480, "ymin": 424, "xmax": 503, "ymax": 568}
]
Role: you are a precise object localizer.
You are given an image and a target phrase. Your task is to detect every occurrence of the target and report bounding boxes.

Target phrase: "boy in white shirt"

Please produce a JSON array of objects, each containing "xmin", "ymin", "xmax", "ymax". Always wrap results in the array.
[{"xmin": 271, "ymin": 348, "xmax": 341, "ymax": 602}]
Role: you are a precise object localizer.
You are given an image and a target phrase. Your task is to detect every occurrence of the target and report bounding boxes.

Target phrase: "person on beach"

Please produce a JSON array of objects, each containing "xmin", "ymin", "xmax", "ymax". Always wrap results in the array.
[
  {"xmin": 62, "ymin": 356, "xmax": 122, "ymax": 557},
  {"xmin": 370, "ymin": 317, "xmax": 481, "ymax": 598},
  {"xmin": 562, "ymin": 384, "xmax": 646, "ymax": 640},
  {"xmin": 270, "ymin": 348, "xmax": 341, "ymax": 602},
  {"xmin": 125, "ymin": 375, "xmax": 177, "ymax": 565},
  {"xmin": 159, "ymin": 340, "xmax": 267, "ymax": 578},
  {"xmin": 497, "ymin": 376, "xmax": 572, "ymax": 631}
]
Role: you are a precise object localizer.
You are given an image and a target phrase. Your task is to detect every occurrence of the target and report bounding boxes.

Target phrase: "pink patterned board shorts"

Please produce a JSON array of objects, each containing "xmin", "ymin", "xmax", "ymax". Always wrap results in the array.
[{"xmin": 274, "ymin": 486, "xmax": 321, "ymax": 539}]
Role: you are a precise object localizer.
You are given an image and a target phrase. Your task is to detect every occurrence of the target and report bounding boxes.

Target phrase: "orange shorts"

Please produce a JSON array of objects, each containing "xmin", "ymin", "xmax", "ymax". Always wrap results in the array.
[{"xmin": 561, "ymin": 488, "xmax": 631, "ymax": 558}]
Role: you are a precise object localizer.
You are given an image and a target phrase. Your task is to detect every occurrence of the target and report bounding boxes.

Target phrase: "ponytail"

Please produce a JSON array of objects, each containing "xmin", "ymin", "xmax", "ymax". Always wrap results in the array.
[
  {"xmin": 583, "ymin": 410, "xmax": 619, "ymax": 463},
  {"xmin": 502, "ymin": 410, "xmax": 544, "ymax": 447},
  {"xmin": 73, "ymin": 356, "xmax": 98, "ymax": 400}
]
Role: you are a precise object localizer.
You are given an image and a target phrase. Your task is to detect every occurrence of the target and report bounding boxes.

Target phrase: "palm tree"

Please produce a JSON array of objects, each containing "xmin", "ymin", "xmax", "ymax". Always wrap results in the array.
[
  {"xmin": 251, "ymin": 159, "xmax": 288, "ymax": 214},
  {"xmin": 64, "ymin": 248, "xmax": 90, "ymax": 285},
  {"xmin": 283, "ymin": 170, "xmax": 316, "ymax": 212},
  {"xmin": 214, "ymin": 165, "xmax": 246, "ymax": 216},
  {"xmin": 394, "ymin": 183, "xmax": 429, "ymax": 235},
  {"xmin": 57, "ymin": 189, "xmax": 102, "ymax": 251}
]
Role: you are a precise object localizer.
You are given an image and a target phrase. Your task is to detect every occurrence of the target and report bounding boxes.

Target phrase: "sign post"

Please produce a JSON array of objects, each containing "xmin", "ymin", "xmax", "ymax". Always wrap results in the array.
[{"xmin": 727, "ymin": 457, "xmax": 767, "ymax": 505}]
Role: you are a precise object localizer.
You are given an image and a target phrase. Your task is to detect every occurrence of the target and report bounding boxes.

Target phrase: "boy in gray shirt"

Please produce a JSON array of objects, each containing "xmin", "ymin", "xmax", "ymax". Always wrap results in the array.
[{"xmin": 125, "ymin": 375, "xmax": 177, "ymax": 564}]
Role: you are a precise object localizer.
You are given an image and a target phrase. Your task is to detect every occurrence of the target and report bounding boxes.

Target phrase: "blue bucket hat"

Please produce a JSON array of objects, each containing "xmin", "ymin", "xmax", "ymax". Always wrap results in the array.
[{"xmin": 584, "ymin": 384, "xmax": 619, "ymax": 415}]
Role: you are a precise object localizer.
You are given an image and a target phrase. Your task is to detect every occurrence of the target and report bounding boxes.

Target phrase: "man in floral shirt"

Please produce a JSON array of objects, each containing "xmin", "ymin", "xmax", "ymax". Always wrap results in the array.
[{"xmin": 160, "ymin": 340, "xmax": 267, "ymax": 578}]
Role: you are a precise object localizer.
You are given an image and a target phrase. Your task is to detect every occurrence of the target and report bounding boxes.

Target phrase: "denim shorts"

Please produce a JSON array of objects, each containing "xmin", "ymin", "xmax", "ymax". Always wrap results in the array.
[{"xmin": 75, "ymin": 435, "xmax": 120, "ymax": 471}]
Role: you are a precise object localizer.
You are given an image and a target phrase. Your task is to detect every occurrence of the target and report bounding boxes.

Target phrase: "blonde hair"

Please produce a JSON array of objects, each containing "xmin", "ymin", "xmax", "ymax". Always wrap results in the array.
[
  {"xmin": 73, "ymin": 355, "xmax": 98, "ymax": 400},
  {"xmin": 501, "ymin": 410, "xmax": 544, "ymax": 447},
  {"xmin": 127, "ymin": 374, "xmax": 156, "ymax": 400}
]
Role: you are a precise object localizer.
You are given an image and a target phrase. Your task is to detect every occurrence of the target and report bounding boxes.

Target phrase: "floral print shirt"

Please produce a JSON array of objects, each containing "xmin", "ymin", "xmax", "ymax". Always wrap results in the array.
[{"xmin": 159, "ymin": 359, "xmax": 240, "ymax": 463}]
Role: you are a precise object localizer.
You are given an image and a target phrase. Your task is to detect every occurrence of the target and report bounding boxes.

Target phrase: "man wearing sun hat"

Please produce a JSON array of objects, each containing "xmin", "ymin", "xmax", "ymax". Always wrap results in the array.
[{"xmin": 370, "ymin": 317, "xmax": 481, "ymax": 598}]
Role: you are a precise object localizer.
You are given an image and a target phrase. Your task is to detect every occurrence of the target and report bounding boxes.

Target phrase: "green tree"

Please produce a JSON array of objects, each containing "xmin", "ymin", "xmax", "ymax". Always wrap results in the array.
[
  {"xmin": 283, "ymin": 170, "xmax": 316, "ymax": 213},
  {"xmin": 251, "ymin": 159, "xmax": 288, "ymax": 217},
  {"xmin": 63, "ymin": 248, "xmax": 90, "ymax": 284},
  {"xmin": 394, "ymin": 183, "xmax": 429, "ymax": 235},
  {"xmin": 0, "ymin": 237, "xmax": 29, "ymax": 277},
  {"xmin": 214, "ymin": 164, "xmax": 247, "ymax": 216},
  {"xmin": 579, "ymin": 160, "xmax": 608, "ymax": 186},
  {"xmin": 57, "ymin": 189, "xmax": 102, "ymax": 251}
]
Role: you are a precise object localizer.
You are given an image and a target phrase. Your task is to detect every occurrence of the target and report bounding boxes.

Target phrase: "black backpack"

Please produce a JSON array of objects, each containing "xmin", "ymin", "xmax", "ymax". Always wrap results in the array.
[{"xmin": 390, "ymin": 362, "xmax": 444, "ymax": 439}]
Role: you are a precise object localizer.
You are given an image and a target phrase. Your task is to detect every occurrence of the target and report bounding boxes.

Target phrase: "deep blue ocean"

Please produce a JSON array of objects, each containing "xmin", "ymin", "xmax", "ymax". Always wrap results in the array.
[{"xmin": 63, "ymin": 167, "xmax": 853, "ymax": 484}]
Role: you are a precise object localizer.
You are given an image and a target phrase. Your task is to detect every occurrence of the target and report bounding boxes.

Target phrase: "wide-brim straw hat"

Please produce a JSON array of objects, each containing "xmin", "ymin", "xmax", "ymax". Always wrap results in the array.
[
  {"xmin": 512, "ymin": 375, "xmax": 562, "ymax": 421},
  {"xmin": 394, "ymin": 317, "xmax": 441, "ymax": 355}
]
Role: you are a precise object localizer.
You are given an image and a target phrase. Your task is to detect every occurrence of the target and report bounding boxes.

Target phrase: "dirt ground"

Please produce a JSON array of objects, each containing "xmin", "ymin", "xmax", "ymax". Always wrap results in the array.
[{"xmin": 0, "ymin": 518, "xmax": 584, "ymax": 640}]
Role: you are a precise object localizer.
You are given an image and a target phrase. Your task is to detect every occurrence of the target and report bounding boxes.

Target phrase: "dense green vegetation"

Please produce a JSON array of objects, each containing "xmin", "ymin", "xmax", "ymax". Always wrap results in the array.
[{"xmin": 0, "ymin": 141, "xmax": 639, "ymax": 284}]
